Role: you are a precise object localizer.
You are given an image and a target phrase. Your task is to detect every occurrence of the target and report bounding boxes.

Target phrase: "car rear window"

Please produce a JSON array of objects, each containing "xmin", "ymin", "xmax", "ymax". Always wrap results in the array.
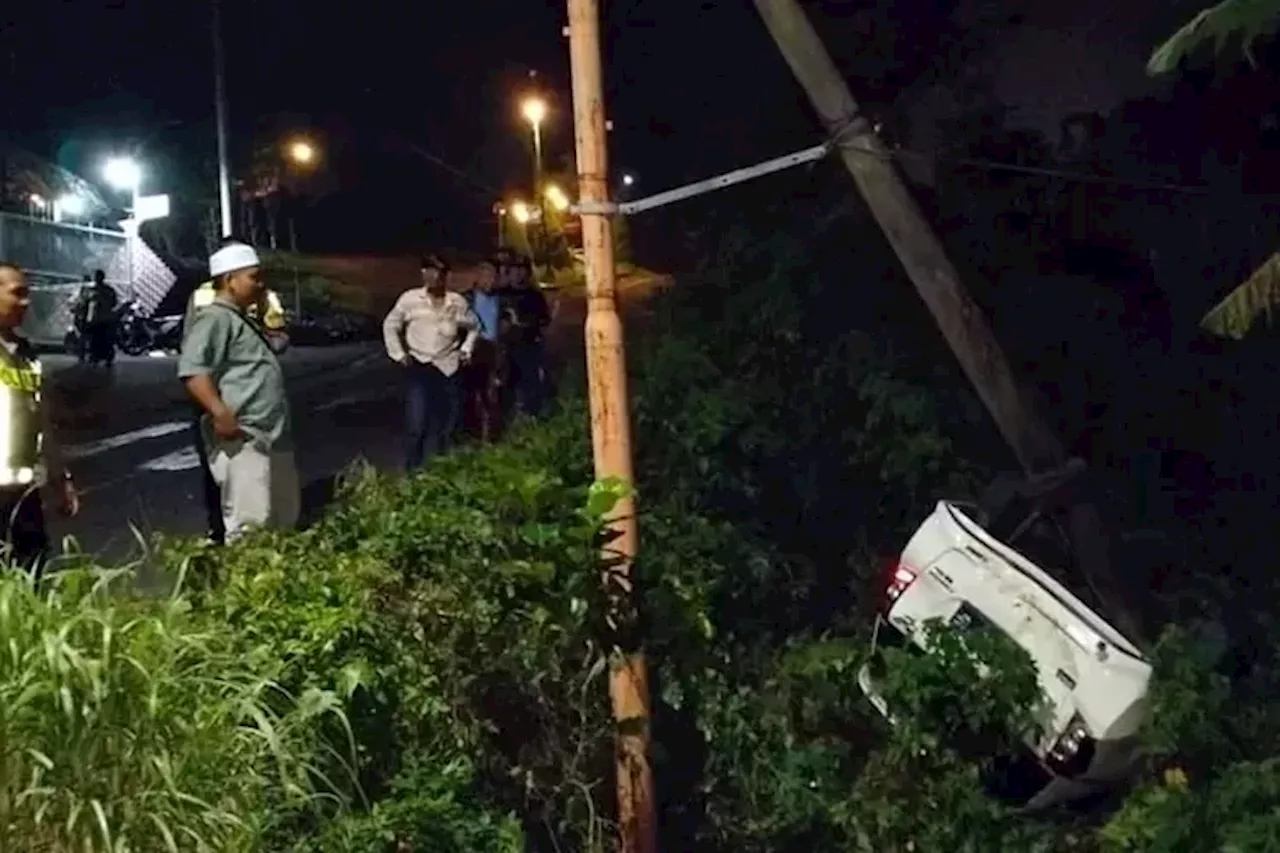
[{"xmin": 949, "ymin": 601, "xmax": 998, "ymax": 636}]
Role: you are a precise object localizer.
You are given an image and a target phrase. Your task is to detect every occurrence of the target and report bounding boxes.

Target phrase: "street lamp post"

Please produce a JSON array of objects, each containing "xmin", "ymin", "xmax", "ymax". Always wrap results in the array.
[
  {"xmin": 521, "ymin": 96, "xmax": 548, "ymax": 266},
  {"xmin": 522, "ymin": 96, "xmax": 547, "ymax": 193},
  {"xmin": 104, "ymin": 156, "xmax": 143, "ymax": 297},
  {"xmin": 282, "ymin": 138, "xmax": 318, "ymax": 319},
  {"xmin": 492, "ymin": 202, "xmax": 507, "ymax": 247}
]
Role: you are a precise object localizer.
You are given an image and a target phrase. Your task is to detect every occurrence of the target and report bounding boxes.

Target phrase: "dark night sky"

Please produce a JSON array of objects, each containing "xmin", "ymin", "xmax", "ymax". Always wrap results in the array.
[{"xmin": 0, "ymin": 0, "xmax": 1207, "ymax": 254}]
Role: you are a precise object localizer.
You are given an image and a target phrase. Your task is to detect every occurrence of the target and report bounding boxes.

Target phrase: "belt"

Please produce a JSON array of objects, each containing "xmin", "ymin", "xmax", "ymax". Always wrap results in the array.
[{"xmin": 0, "ymin": 464, "xmax": 46, "ymax": 488}]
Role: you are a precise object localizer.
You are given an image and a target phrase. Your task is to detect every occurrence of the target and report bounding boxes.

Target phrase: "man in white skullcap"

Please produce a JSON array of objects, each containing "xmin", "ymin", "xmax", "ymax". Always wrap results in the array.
[
  {"xmin": 178, "ymin": 242, "xmax": 299, "ymax": 541},
  {"xmin": 181, "ymin": 236, "xmax": 289, "ymax": 544}
]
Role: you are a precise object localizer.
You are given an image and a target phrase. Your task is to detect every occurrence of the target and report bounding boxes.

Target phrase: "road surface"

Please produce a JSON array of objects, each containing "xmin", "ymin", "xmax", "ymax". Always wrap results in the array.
[
  {"xmin": 40, "ymin": 273, "xmax": 669, "ymax": 565},
  {"xmin": 45, "ymin": 344, "xmax": 403, "ymax": 562}
]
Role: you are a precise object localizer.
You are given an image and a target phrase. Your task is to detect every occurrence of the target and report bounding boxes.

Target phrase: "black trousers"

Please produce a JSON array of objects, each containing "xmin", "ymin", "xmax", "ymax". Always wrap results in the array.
[
  {"xmin": 190, "ymin": 408, "xmax": 226, "ymax": 543},
  {"xmin": 1, "ymin": 486, "xmax": 49, "ymax": 577},
  {"xmin": 404, "ymin": 361, "xmax": 460, "ymax": 470},
  {"xmin": 88, "ymin": 323, "xmax": 116, "ymax": 365}
]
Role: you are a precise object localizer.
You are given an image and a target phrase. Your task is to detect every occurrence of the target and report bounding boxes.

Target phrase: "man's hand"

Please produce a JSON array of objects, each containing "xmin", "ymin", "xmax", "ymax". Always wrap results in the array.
[
  {"xmin": 211, "ymin": 407, "xmax": 243, "ymax": 440},
  {"xmin": 59, "ymin": 477, "xmax": 81, "ymax": 518}
]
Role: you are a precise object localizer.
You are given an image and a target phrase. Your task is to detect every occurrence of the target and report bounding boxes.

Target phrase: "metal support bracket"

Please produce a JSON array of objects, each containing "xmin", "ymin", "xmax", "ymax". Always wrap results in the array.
[{"xmin": 570, "ymin": 142, "xmax": 831, "ymax": 217}]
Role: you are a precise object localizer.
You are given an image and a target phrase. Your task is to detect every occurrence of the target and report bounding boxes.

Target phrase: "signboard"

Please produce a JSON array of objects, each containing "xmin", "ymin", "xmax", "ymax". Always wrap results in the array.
[{"xmin": 136, "ymin": 193, "xmax": 170, "ymax": 223}]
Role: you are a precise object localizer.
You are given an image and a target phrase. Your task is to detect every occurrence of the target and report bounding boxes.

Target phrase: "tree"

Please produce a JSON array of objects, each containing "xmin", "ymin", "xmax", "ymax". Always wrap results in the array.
[
  {"xmin": 1150, "ymin": 1, "xmax": 1280, "ymax": 338},
  {"xmin": 1148, "ymin": 0, "xmax": 1280, "ymax": 75}
]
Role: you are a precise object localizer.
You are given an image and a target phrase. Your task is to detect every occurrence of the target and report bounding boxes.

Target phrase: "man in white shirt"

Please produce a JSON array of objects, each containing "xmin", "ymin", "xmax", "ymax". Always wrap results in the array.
[{"xmin": 382, "ymin": 255, "xmax": 479, "ymax": 469}]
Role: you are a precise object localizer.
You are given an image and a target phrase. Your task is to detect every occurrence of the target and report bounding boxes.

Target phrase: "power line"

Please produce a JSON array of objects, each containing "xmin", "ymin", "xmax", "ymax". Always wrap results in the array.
[
  {"xmin": 886, "ymin": 146, "xmax": 1216, "ymax": 196},
  {"xmin": 373, "ymin": 129, "xmax": 499, "ymax": 204}
]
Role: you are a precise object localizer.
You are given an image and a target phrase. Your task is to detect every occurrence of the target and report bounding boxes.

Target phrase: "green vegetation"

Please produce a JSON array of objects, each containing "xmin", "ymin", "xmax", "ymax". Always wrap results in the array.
[
  {"xmin": 5, "ymin": 227, "xmax": 1280, "ymax": 850},
  {"xmin": 260, "ymin": 251, "xmax": 375, "ymax": 316}
]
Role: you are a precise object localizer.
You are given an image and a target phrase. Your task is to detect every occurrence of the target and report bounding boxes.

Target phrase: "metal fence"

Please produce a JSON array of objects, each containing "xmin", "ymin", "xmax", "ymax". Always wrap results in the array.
[
  {"xmin": 21, "ymin": 283, "xmax": 80, "ymax": 346},
  {"xmin": 0, "ymin": 212, "xmax": 129, "ymax": 286},
  {"xmin": 0, "ymin": 213, "xmax": 128, "ymax": 344},
  {"xmin": 0, "ymin": 212, "xmax": 177, "ymax": 344}
]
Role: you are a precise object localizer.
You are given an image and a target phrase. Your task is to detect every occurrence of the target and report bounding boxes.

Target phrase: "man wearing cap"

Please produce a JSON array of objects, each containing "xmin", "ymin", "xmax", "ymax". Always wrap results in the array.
[
  {"xmin": 382, "ymin": 255, "xmax": 479, "ymax": 469},
  {"xmin": 181, "ymin": 237, "xmax": 289, "ymax": 545},
  {"xmin": 179, "ymin": 242, "xmax": 299, "ymax": 541}
]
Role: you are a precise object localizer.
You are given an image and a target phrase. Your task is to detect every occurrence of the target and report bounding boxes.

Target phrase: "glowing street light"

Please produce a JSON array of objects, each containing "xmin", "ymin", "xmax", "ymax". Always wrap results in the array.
[
  {"xmin": 103, "ymin": 156, "xmax": 142, "ymax": 194},
  {"xmin": 521, "ymin": 96, "xmax": 547, "ymax": 127},
  {"xmin": 288, "ymin": 139, "xmax": 316, "ymax": 165},
  {"xmin": 545, "ymin": 183, "xmax": 569, "ymax": 212},
  {"xmin": 102, "ymin": 155, "xmax": 148, "ymax": 295},
  {"xmin": 622, "ymin": 173, "xmax": 635, "ymax": 187},
  {"xmin": 510, "ymin": 200, "xmax": 532, "ymax": 224},
  {"xmin": 520, "ymin": 95, "xmax": 548, "ymax": 190}
]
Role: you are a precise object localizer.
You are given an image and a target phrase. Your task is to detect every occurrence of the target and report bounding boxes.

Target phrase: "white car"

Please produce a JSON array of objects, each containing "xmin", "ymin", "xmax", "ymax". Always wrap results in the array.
[{"xmin": 857, "ymin": 499, "xmax": 1152, "ymax": 809}]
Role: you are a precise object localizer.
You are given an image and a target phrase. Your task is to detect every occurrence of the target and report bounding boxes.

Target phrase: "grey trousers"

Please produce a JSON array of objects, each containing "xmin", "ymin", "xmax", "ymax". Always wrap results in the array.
[{"xmin": 208, "ymin": 441, "xmax": 300, "ymax": 542}]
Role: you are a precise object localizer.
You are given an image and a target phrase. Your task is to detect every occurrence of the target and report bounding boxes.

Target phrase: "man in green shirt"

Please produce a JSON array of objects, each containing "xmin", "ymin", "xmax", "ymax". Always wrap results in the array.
[{"xmin": 178, "ymin": 242, "xmax": 299, "ymax": 541}]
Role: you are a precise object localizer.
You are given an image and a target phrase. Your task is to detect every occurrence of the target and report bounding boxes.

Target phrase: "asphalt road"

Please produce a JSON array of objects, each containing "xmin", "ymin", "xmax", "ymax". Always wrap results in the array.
[
  {"xmin": 44, "ymin": 344, "xmax": 404, "ymax": 562},
  {"xmin": 38, "ymin": 272, "xmax": 669, "ymax": 565}
]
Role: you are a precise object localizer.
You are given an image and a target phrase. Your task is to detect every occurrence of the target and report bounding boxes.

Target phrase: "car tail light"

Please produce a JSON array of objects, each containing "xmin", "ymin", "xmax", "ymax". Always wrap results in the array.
[
  {"xmin": 883, "ymin": 560, "xmax": 919, "ymax": 610},
  {"xmin": 1045, "ymin": 713, "xmax": 1096, "ymax": 778}
]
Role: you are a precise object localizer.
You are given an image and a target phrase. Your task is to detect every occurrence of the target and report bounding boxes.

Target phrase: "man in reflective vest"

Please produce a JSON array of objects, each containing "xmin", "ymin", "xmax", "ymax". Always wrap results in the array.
[
  {"xmin": 0, "ymin": 262, "xmax": 80, "ymax": 574},
  {"xmin": 181, "ymin": 241, "xmax": 289, "ymax": 544}
]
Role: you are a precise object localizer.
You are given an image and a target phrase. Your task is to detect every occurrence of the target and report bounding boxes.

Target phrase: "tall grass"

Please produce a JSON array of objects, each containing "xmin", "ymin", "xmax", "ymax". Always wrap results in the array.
[{"xmin": 0, "ymin": 565, "xmax": 353, "ymax": 852}]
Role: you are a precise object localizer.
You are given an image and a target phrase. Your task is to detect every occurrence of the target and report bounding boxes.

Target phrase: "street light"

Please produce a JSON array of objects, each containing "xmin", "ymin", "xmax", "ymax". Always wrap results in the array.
[
  {"xmin": 521, "ymin": 96, "xmax": 547, "ymax": 127},
  {"xmin": 622, "ymin": 173, "xmax": 635, "ymax": 187},
  {"xmin": 287, "ymin": 139, "xmax": 316, "ymax": 166},
  {"xmin": 520, "ymin": 96, "xmax": 548, "ymax": 266},
  {"xmin": 521, "ymin": 96, "xmax": 547, "ymax": 192},
  {"xmin": 103, "ymin": 156, "xmax": 142, "ymax": 201},
  {"xmin": 103, "ymin": 156, "xmax": 143, "ymax": 296},
  {"xmin": 545, "ymin": 183, "xmax": 569, "ymax": 212},
  {"xmin": 511, "ymin": 200, "xmax": 532, "ymax": 224}
]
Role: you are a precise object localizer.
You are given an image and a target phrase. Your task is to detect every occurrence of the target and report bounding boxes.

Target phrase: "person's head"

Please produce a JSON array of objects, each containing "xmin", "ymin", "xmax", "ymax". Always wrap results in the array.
[
  {"xmin": 476, "ymin": 259, "xmax": 498, "ymax": 292},
  {"xmin": 510, "ymin": 254, "xmax": 533, "ymax": 288},
  {"xmin": 208, "ymin": 242, "xmax": 264, "ymax": 309},
  {"xmin": 92, "ymin": 269, "xmax": 106, "ymax": 287},
  {"xmin": 420, "ymin": 255, "xmax": 449, "ymax": 296},
  {"xmin": 0, "ymin": 263, "xmax": 31, "ymax": 331}
]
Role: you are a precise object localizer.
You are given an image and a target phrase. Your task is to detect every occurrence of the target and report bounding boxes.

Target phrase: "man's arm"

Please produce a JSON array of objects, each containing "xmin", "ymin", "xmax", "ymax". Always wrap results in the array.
[
  {"xmin": 178, "ymin": 312, "xmax": 237, "ymax": 428},
  {"xmin": 382, "ymin": 293, "xmax": 409, "ymax": 362},
  {"xmin": 457, "ymin": 297, "xmax": 480, "ymax": 356}
]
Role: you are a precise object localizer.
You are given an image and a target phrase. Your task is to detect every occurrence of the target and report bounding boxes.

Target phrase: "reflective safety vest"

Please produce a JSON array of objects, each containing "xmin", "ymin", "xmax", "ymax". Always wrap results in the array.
[
  {"xmin": 188, "ymin": 282, "xmax": 286, "ymax": 331},
  {"xmin": 0, "ymin": 341, "xmax": 45, "ymax": 488}
]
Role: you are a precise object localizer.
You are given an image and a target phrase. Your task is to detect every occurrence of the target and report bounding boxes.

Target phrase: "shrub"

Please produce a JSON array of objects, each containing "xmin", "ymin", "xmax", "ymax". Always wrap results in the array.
[{"xmin": 33, "ymin": 223, "xmax": 1279, "ymax": 851}]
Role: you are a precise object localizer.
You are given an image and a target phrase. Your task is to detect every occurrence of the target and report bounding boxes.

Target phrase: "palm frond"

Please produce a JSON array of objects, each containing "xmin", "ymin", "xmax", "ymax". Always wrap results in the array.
[
  {"xmin": 1148, "ymin": 0, "xmax": 1280, "ymax": 74},
  {"xmin": 1201, "ymin": 252, "xmax": 1280, "ymax": 338}
]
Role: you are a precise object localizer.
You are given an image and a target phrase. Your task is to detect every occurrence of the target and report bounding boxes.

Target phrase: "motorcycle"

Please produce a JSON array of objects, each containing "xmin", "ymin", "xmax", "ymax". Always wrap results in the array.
[{"xmin": 115, "ymin": 299, "xmax": 184, "ymax": 355}]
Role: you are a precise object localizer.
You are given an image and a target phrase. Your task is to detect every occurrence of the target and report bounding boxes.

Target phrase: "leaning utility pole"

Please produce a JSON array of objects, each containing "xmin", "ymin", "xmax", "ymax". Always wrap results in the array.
[
  {"xmin": 564, "ymin": 2, "xmax": 657, "ymax": 853},
  {"xmin": 753, "ymin": 0, "xmax": 1144, "ymax": 645}
]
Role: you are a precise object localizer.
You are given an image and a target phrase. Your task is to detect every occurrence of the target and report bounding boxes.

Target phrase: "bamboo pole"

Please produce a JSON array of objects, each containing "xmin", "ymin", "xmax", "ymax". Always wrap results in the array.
[
  {"xmin": 753, "ymin": 0, "xmax": 1145, "ymax": 645},
  {"xmin": 564, "ymin": 1, "xmax": 658, "ymax": 852}
]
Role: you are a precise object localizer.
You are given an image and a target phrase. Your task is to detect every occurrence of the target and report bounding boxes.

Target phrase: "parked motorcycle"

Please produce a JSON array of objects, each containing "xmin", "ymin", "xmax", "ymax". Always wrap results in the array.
[{"xmin": 115, "ymin": 299, "xmax": 184, "ymax": 355}]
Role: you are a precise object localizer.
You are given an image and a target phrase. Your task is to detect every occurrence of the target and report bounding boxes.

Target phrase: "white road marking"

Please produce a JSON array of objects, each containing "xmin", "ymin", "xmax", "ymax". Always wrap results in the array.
[
  {"xmin": 65, "ymin": 421, "xmax": 190, "ymax": 460},
  {"xmin": 138, "ymin": 447, "xmax": 202, "ymax": 472}
]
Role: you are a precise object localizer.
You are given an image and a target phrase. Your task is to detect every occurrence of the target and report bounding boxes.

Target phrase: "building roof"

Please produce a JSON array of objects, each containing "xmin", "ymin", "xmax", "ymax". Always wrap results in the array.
[{"xmin": 0, "ymin": 140, "xmax": 110, "ymax": 219}]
